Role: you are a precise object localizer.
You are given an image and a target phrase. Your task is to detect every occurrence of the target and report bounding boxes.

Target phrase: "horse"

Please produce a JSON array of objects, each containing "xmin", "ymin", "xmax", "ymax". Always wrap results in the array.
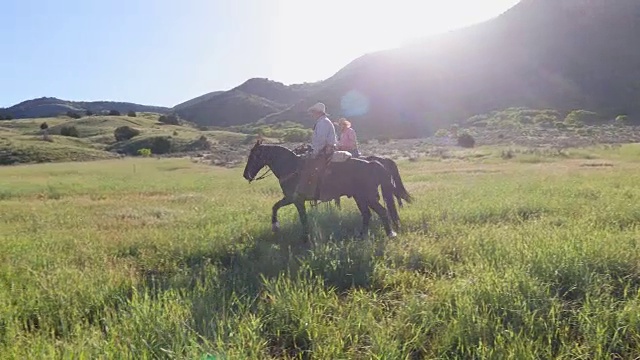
[
  {"xmin": 292, "ymin": 145, "xmax": 413, "ymax": 209},
  {"xmin": 334, "ymin": 155, "xmax": 413, "ymax": 209},
  {"xmin": 242, "ymin": 140, "xmax": 403, "ymax": 240}
]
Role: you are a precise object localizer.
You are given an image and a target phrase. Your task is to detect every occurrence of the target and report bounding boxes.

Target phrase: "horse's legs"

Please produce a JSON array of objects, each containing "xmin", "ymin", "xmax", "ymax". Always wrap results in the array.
[
  {"xmin": 294, "ymin": 200, "xmax": 310, "ymax": 240},
  {"xmin": 355, "ymin": 197, "xmax": 372, "ymax": 238},
  {"xmin": 369, "ymin": 201, "xmax": 397, "ymax": 238},
  {"xmin": 271, "ymin": 197, "xmax": 292, "ymax": 232}
]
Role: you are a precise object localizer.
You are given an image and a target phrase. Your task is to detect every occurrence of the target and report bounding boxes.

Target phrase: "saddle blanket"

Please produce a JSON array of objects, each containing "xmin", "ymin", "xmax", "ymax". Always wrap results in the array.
[{"xmin": 330, "ymin": 151, "xmax": 352, "ymax": 162}]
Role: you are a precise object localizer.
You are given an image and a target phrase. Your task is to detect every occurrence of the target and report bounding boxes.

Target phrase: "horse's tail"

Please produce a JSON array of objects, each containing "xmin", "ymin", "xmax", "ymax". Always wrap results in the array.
[
  {"xmin": 374, "ymin": 162, "xmax": 400, "ymax": 228},
  {"xmin": 385, "ymin": 159, "xmax": 413, "ymax": 206}
]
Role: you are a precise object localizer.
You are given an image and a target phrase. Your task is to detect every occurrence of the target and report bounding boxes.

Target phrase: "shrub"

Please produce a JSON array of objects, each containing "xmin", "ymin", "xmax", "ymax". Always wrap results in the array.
[
  {"xmin": 564, "ymin": 110, "xmax": 600, "ymax": 126},
  {"xmin": 282, "ymin": 128, "xmax": 312, "ymax": 143},
  {"xmin": 137, "ymin": 148, "xmax": 152, "ymax": 157},
  {"xmin": 150, "ymin": 137, "xmax": 172, "ymax": 154},
  {"xmin": 186, "ymin": 135, "xmax": 211, "ymax": 151},
  {"xmin": 66, "ymin": 111, "xmax": 81, "ymax": 119},
  {"xmin": 434, "ymin": 129, "xmax": 449, "ymax": 138},
  {"xmin": 158, "ymin": 114, "xmax": 180, "ymax": 125},
  {"xmin": 40, "ymin": 122, "xmax": 49, "ymax": 130},
  {"xmin": 377, "ymin": 136, "xmax": 390, "ymax": 144},
  {"xmin": 615, "ymin": 115, "xmax": 630, "ymax": 126},
  {"xmin": 60, "ymin": 126, "xmax": 79, "ymax": 137},
  {"xmin": 108, "ymin": 110, "xmax": 121, "ymax": 116},
  {"xmin": 127, "ymin": 111, "xmax": 137, "ymax": 117},
  {"xmin": 114, "ymin": 126, "xmax": 141, "ymax": 141},
  {"xmin": 457, "ymin": 132, "xmax": 475, "ymax": 148},
  {"xmin": 85, "ymin": 110, "xmax": 94, "ymax": 116}
]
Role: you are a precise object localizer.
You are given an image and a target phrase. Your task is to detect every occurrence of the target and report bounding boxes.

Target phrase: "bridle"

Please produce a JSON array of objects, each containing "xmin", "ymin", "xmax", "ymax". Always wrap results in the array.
[
  {"xmin": 252, "ymin": 167, "xmax": 273, "ymax": 182},
  {"xmin": 247, "ymin": 149, "xmax": 272, "ymax": 182},
  {"xmin": 247, "ymin": 145, "xmax": 300, "ymax": 184}
]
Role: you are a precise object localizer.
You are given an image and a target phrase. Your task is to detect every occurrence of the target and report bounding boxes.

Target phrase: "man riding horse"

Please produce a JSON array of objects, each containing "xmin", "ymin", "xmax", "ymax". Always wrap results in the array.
[{"xmin": 292, "ymin": 102, "xmax": 338, "ymax": 201}]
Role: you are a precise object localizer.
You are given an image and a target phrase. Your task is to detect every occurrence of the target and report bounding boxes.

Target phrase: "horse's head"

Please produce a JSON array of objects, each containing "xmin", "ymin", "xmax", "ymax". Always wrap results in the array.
[{"xmin": 243, "ymin": 139, "xmax": 268, "ymax": 182}]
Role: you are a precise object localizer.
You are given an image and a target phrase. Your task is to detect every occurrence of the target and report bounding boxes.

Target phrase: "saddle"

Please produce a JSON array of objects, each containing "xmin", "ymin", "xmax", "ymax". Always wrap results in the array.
[
  {"xmin": 330, "ymin": 150, "xmax": 352, "ymax": 163},
  {"xmin": 315, "ymin": 152, "xmax": 355, "ymax": 201}
]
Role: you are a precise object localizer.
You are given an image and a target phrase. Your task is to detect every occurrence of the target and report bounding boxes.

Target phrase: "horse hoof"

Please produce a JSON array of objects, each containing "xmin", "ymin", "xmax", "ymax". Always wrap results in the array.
[{"xmin": 271, "ymin": 222, "xmax": 280, "ymax": 232}]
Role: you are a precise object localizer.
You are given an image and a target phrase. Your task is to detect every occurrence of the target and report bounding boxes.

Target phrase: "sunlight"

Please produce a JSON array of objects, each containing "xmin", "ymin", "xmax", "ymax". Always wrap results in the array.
[{"xmin": 269, "ymin": 0, "xmax": 520, "ymax": 84}]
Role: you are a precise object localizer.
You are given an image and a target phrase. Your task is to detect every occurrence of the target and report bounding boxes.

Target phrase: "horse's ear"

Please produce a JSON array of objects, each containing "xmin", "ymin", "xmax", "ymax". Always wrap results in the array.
[{"xmin": 254, "ymin": 136, "xmax": 263, "ymax": 147}]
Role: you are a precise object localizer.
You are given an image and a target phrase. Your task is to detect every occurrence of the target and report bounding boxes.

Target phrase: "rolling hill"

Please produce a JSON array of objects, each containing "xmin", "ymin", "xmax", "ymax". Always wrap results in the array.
[{"xmin": 0, "ymin": 97, "xmax": 170, "ymax": 119}]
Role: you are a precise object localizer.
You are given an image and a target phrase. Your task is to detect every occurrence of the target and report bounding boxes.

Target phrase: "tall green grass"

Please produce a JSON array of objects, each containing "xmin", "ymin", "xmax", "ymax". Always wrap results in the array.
[{"xmin": 0, "ymin": 146, "xmax": 639, "ymax": 358}]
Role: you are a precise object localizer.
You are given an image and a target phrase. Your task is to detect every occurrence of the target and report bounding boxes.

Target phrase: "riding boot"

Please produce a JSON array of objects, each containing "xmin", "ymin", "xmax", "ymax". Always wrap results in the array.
[{"xmin": 314, "ymin": 157, "xmax": 331, "ymax": 200}]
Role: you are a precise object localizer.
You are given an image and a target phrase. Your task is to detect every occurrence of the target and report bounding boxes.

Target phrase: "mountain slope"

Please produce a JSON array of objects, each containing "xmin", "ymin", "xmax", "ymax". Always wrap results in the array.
[
  {"xmin": 172, "ymin": 91, "xmax": 224, "ymax": 111},
  {"xmin": 2, "ymin": 97, "xmax": 170, "ymax": 119},
  {"xmin": 173, "ymin": 78, "xmax": 321, "ymax": 126},
  {"xmin": 263, "ymin": 0, "xmax": 640, "ymax": 138},
  {"xmin": 173, "ymin": 90, "xmax": 289, "ymax": 127}
]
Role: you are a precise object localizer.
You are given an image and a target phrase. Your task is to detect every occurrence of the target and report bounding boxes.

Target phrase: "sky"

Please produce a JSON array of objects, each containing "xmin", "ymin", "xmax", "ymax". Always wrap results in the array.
[{"xmin": 0, "ymin": 0, "xmax": 520, "ymax": 108}]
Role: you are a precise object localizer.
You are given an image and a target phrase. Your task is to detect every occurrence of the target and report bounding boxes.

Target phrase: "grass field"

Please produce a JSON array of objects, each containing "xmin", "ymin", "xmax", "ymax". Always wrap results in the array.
[{"xmin": 1, "ymin": 144, "xmax": 640, "ymax": 358}]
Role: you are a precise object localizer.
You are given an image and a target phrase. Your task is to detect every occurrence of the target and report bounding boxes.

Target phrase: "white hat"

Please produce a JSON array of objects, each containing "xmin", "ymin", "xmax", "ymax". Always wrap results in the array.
[{"xmin": 307, "ymin": 102, "xmax": 326, "ymax": 114}]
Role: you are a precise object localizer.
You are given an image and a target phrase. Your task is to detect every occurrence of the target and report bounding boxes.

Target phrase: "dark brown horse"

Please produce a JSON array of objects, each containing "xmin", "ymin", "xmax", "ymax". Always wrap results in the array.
[
  {"xmin": 292, "ymin": 145, "xmax": 413, "ymax": 209},
  {"xmin": 243, "ymin": 140, "xmax": 408, "ymax": 239},
  {"xmin": 334, "ymin": 155, "xmax": 413, "ymax": 209}
]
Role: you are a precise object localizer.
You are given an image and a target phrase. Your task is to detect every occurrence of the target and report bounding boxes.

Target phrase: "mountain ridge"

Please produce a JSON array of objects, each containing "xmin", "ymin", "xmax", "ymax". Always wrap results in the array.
[
  {"xmin": 4, "ymin": 0, "xmax": 640, "ymax": 138},
  {"xmin": 1, "ymin": 97, "xmax": 170, "ymax": 119}
]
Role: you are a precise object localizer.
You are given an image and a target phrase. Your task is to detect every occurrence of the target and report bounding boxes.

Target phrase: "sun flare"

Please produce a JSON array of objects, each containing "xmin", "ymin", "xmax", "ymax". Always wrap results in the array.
[{"xmin": 269, "ymin": 0, "xmax": 520, "ymax": 83}]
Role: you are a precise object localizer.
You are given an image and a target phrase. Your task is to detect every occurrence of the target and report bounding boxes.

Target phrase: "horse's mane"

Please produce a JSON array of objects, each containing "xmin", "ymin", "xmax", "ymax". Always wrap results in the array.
[{"xmin": 258, "ymin": 143, "xmax": 303, "ymax": 157}]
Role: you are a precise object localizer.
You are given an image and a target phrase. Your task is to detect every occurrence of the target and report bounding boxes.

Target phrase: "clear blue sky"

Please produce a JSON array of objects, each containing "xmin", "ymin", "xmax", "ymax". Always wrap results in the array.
[{"xmin": 0, "ymin": 0, "xmax": 519, "ymax": 108}]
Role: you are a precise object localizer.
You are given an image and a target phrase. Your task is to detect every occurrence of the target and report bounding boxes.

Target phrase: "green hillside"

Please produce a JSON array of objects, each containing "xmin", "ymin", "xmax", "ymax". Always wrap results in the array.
[{"xmin": 0, "ymin": 114, "xmax": 257, "ymax": 165}]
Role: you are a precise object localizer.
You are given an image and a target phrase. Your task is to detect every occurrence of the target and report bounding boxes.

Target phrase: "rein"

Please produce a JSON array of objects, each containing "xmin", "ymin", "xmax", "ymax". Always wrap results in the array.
[{"xmin": 253, "ymin": 168, "xmax": 273, "ymax": 181}]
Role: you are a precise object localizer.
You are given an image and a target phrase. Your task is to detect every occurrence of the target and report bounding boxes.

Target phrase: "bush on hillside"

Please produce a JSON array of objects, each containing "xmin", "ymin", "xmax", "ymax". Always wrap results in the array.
[
  {"xmin": 114, "ymin": 126, "xmax": 141, "ymax": 141},
  {"xmin": 66, "ymin": 111, "xmax": 81, "ymax": 119},
  {"xmin": 137, "ymin": 148, "xmax": 152, "ymax": 157},
  {"xmin": 185, "ymin": 135, "xmax": 211, "ymax": 151},
  {"xmin": 40, "ymin": 122, "xmax": 49, "ymax": 130},
  {"xmin": 149, "ymin": 136, "xmax": 172, "ymax": 154},
  {"xmin": 60, "ymin": 125, "xmax": 79, "ymax": 138},
  {"xmin": 159, "ymin": 114, "xmax": 180, "ymax": 125},
  {"xmin": 115, "ymin": 136, "xmax": 172, "ymax": 154},
  {"xmin": 86, "ymin": 110, "xmax": 94, "ymax": 116},
  {"xmin": 282, "ymin": 128, "xmax": 312, "ymax": 143},
  {"xmin": 457, "ymin": 132, "xmax": 475, "ymax": 148},
  {"xmin": 564, "ymin": 110, "xmax": 600, "ymax": 126},
  {"xmin": 615, "ymin": 115, "xmax": 630, "ymax": 126},
  {"xmin": 434, "ymin": 129, "xmax": 449, "ymax": 138},
  {"xmin": 108, "ymin": 110, "xmax": 121, "ymax": 116},
  {"xmin": 127, "ymin": 111, "xmax": 137, "ymax": 117}
]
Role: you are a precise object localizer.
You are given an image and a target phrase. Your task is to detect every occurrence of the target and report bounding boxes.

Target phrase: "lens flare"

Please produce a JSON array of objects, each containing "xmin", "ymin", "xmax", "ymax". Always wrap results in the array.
[{"xmin": 340, "ymin": 90, "xmax": 370, "ymax": 117}]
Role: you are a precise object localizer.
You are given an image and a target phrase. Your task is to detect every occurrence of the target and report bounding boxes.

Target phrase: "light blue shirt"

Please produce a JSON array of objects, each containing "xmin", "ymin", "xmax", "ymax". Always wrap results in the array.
[{"xmin": 311, "ymin": 115, "xmax": 337, "ymax": 156}]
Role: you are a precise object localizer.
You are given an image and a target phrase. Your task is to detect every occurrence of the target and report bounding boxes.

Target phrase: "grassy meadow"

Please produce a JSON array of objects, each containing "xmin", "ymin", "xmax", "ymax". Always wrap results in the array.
[{"xmin": 1, "ymin": 144, "xmax": 640, "ymax": 358}]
